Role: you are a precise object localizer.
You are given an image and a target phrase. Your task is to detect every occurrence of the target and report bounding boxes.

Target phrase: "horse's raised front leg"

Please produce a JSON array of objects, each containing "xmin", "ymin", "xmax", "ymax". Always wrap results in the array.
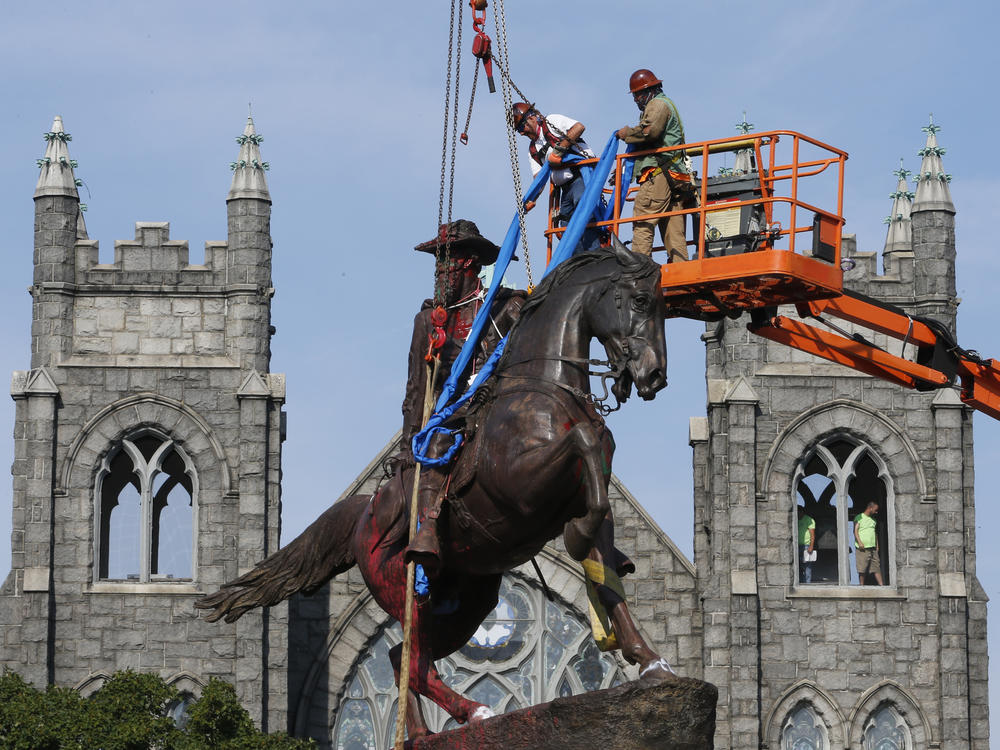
[{"xmin": 562, "ymin": 422, "xmax": 612, "ymax": 561}]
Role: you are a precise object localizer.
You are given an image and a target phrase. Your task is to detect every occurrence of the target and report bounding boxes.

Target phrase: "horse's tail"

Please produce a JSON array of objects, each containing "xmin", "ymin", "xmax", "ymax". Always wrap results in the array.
[{"xmin": 194, "ymin": 493, "xmax": 370, "ymax": 623}]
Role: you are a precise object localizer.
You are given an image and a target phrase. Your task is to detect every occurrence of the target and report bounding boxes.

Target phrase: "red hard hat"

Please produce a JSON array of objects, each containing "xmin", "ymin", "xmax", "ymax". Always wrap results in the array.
[
  {"xmin": 629, "ymin": 69, "xmax": 662, "ymax": 94},
  {"xmin": 510, "ymin": 101, "xmax": 536, "ymax": 130}
]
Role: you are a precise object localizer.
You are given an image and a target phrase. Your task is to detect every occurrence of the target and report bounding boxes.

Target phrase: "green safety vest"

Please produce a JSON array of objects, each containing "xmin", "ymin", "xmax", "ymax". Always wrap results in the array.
[{"xmin": 633, "ymin": 93, "xmax": 688, "ymax": 177}]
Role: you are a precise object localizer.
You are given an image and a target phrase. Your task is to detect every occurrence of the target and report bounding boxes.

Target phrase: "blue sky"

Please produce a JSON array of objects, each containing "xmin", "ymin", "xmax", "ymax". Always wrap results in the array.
[{"xmin": 2, "ymin": 0, "xmax": 999, "ymax": 728}]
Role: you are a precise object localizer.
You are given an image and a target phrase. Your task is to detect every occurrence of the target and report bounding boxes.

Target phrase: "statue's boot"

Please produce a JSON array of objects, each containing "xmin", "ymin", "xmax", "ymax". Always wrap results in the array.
[
  {"xmin": 405, "ymin": 473, "xmax": 446, "ymax": 578},
  {"xmin": 613, "ymin": 546, "xmax": 636, "ymax": 577}
]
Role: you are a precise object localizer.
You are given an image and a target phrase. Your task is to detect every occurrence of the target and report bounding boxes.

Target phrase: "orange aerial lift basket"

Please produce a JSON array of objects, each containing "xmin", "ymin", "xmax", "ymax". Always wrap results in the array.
[
  {"xmin": 538, "ymin": 130, "xmax": 1000, "ymax": 421},
  {"xmin": 544, "ymin": 130, "xmax": 849, "ymax": 320}
]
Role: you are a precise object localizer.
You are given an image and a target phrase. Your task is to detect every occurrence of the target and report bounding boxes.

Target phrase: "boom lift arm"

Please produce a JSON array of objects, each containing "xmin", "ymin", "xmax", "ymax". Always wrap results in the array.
[{"xmin": 748, "ymin": 290, "xmax": 1000, "ymax": 421}]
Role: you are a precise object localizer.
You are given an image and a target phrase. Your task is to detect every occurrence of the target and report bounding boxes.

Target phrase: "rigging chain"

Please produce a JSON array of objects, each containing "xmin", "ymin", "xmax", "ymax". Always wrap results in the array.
[
  {"xmin": 460, "ymin": 63, "xmax": 479, "ymax": 145},
  {"xmin": 435, "ymin": 0, "xmax": 465, "ymax": 306},
  {"xmin": 491, "ymin": 0, "xmax": 534, "ymax": 289},
  {"xmin": 446, "ymin": 1, "xmax": 464, "ymax": 249},
  {"xmin": 490, "ymin": 54, "xmax": 532, "ymax": 105}
]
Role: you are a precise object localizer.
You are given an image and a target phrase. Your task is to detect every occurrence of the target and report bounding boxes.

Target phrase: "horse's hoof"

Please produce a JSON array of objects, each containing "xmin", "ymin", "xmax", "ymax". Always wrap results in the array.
[
  {"xmin": 639, "ymin": 657, "xmax": 677, "ymax": 682},
  {"xmin": 468, "ymin": 705, "xmax": 495, "ymax": 722}
]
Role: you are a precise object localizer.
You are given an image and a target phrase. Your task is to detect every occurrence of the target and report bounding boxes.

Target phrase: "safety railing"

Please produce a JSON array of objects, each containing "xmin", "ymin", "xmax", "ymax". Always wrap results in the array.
[{"xmin": 543, "ymin": 130, "xmax": 847, "ymax": 267}]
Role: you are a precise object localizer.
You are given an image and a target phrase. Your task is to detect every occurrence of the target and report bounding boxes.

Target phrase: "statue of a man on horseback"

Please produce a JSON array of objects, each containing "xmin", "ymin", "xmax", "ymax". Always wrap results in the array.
[
  {"xmin": 401, "ymin": 220, "xmax": 526, "ymax": 577},
  {"xmin": 196, "ymin": 231, "xmax": 676, "ymax": 739}
]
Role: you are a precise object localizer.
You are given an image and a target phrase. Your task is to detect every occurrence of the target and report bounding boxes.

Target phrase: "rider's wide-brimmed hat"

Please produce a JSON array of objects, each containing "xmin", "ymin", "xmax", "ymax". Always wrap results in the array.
[{"xmin": 414, "ymin": 219, "xmax": 503, "ymax": 266}]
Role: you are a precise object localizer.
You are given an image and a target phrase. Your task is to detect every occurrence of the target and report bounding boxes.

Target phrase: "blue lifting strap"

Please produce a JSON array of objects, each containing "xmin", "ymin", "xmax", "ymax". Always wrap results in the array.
[{"xmin": 413, "ymin": 132, "xmax": 626, "ymax": 467}]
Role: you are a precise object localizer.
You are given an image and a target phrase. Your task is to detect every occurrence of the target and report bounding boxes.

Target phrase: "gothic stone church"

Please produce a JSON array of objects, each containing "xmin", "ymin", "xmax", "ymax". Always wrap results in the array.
[{"xmin": 0, "ymin": 116, "xmax": 989, "ymax": 749}]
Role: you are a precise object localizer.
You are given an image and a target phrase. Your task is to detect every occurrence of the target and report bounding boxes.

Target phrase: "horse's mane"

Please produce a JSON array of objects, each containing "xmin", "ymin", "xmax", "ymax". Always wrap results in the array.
[{"xmin": 518, "ymin": 246, "xmax": 660, "ymax": 320}]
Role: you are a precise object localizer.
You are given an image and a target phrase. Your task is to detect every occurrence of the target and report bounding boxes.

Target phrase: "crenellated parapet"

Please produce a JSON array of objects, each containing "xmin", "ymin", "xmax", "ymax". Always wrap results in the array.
[
  {"xmin": 842, "ymin": 238, "xmax": 917, "ymax": 305},
  {"xmin": 29, "ymin": 115, "xmax": 275, "ymax": 372},
  {"xmin": 73, "ymin": 222, "xmax": 231, "ymax": 286}
]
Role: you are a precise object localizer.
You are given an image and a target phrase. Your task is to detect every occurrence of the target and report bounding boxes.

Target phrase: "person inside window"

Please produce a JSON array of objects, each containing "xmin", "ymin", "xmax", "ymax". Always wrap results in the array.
[
  {"xmin": 853, "ymin": 501, "xmax": 884, "ymax": 585},
  {"xmin": 797, "ymin": 506, "xmax": 816, "ymax": 584}
]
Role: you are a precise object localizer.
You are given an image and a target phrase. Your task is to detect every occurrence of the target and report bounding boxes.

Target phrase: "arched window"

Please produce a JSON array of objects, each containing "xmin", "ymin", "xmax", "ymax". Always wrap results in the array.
[
  {"xmin": 793, "ymin": 437, "xmax": 892, "ymax": 586},
  {"xmin": 862, "ymin": 703, "xmax": 911, "ymax": 750},
  {"xmin": 331, "ymin": 576, "xmax": 627, "ymax": 747},
  {"xmin": 95, "ymin": 432, "xmax": 196, "ymax": 582},
  {"xmin": 167, "ymin": 692, "xmax": 196, "ymax": 730},
  {"xmin": 781, "ymin": 702, "xmax": 829, "ymax": 749}
]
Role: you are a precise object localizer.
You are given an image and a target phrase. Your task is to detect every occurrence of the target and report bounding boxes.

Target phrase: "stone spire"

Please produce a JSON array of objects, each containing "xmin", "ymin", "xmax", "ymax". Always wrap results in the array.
[
  {"xmin": 912, "ymin": 114, "xmax": 954, "ymax": 213},
  {"xmin": 34, "ymin": 116, "xmax": 80, "ymax": 198},
  {"xmin": 910, "ymin": 115, "xmax": 957, "ymax": 327},
  {"xmin": 228, "ymin": 116, "xmax": 271, "ymax": 202},
  {"xmin": 882, "ymin": 159, "xmax": 913, "ymax": 256}
]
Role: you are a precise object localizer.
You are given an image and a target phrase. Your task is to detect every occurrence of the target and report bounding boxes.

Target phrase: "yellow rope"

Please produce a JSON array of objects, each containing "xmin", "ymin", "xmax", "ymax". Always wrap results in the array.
[{"xmin": 581, "ymin": 558, "xmax": 625, "ymax": 652}]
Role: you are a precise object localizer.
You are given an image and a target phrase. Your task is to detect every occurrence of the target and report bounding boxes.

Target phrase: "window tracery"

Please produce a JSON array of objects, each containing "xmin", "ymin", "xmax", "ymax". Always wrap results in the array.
[
  {"xmin": 781, "ymin": 702, "xmax": 828, "ymax": 750},
  {"xmin": 794, "ymin": 436, "xmax": 892, "ymax": 586},
  {"xmin": 95, "ymin": 432, "xmax": 196, "ymax": 582},
  {"xmin": 331, "ymin": 576, "xmax": 626, "ymax": 747},
  {"xmin": 862, "ymin": 704, "xmax": 911, "ymax": 750}
]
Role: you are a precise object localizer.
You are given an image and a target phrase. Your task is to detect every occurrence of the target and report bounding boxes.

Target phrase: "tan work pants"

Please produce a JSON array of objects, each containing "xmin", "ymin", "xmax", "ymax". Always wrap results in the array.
[{"xmin": 631, "ymin": 170, "xmax": 688, "ymax": 263}]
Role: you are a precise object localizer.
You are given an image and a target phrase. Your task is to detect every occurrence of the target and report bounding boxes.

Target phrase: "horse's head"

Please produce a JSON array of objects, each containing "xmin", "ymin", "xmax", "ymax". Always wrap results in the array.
[{"xmin": 590, "ymin": 237, "xmax": 668, "ymax": 402}]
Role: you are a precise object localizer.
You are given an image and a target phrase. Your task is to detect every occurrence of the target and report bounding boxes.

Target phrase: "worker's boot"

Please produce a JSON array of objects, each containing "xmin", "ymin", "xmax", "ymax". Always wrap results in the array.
[{"xmin": 405, "ymin": 472, "xmax": 447, "ymax": 578}]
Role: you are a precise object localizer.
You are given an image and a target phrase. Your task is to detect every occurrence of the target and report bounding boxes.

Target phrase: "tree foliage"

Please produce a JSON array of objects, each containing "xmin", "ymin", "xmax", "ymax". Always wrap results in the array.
[{"xmin": 0, "ymin": 669, "xmax": 315, "ymax": 750}]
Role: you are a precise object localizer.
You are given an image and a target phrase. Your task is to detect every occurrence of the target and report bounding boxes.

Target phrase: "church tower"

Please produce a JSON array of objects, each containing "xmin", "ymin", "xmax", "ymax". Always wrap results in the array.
[
  {"xmin": 691, "ymin": 118, "xmax": 988, "ymax": 749},
  {"xmin": 0, "ymin": 116, "xmax": 288, "ymax": 730}
]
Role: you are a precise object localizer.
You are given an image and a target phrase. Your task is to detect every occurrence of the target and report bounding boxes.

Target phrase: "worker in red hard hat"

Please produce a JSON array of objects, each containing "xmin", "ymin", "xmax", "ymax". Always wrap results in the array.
[
  {"xmin": 510, "ymin": 102, "xmax": 603, "ymax": 253},
  {"xmin": 616, "ymin": 69, "xmax": 693, "ymax": 262}
]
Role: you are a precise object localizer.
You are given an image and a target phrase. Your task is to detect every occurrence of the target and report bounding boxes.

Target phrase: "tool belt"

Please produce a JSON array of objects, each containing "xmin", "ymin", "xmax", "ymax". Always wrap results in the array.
[
  {"xmin": 637, "ymin": 166, "xmax": 699, "ymax": 208},
  {"xmin": 637, "ymin": 165, "xmax": 691, "ymax": 184}
]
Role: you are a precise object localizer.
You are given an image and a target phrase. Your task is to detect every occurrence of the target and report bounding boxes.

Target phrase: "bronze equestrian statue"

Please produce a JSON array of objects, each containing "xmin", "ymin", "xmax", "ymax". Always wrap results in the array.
[{"xmin": 196, "ymin": 236, "xmax": 674, "ymax": 739}]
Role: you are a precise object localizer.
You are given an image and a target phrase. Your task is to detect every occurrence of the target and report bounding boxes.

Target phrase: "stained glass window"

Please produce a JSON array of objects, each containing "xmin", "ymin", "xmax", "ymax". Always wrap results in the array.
[
  {"xmin": 330, "ymin": 576, "xmax": 627, "ymax": 748},
  {"xmin": 863, "ymin": 704, "xmax": 910, "ymax": 750},
  {"xmin": 781, "ymin": 703, "xmax": 828, "ymax": 750},
  {"xmin": 166, "ymin": 692, "xmax": 195, "ymax": 730}
]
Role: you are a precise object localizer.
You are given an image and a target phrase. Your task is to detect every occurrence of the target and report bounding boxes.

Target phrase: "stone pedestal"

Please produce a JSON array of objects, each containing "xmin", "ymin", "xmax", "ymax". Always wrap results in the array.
[{"xmin": 410, "ymin": 676, "xmax": 718, "ymax": 750}]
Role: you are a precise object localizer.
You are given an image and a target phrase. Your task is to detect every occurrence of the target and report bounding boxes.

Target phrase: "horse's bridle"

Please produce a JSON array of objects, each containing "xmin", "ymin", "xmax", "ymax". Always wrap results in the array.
[{"xmin": 499, "ymin": 268, "xmax": 656, "ymax": 415}]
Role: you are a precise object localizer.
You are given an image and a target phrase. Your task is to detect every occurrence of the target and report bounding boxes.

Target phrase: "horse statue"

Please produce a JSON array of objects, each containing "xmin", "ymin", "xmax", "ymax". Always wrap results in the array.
[{"xmin": 196, "ymin": 240, "xmax": 674, "ymax": 738}]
